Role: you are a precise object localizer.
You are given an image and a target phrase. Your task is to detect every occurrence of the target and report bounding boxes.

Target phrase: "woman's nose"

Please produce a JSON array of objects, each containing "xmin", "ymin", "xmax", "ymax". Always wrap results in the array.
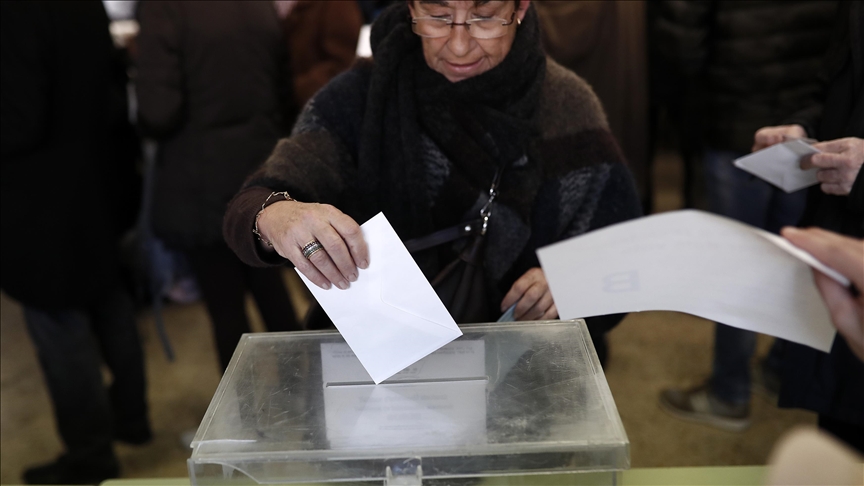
[{"xmin": 447, "ymin": 24, "xmax": 473, "ymax": 57}]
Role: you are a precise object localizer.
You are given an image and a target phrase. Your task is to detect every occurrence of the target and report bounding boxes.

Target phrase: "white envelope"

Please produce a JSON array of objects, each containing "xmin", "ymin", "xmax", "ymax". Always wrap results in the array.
[
  {"xmin": 733, "ymin": 139, "xmax": 821, "ymax": 193},
  {"xmin": 537, "ymin": 210, "xmax": 839, "ymax": 352},
  {"xmin": 297, "ymin": 213, "xmax": 462, "ymax": 384}
]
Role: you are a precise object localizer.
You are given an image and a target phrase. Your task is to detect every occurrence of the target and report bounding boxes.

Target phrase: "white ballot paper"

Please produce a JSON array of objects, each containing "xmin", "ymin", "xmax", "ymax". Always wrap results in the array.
[
  {"xmin": 537, "ymin": 210, "xmax": 842, "ymax": 352},
  {"xmin": 733, "ymin": 139, "xmax": 821, "ymax": 193},
  {"xmin": 321, "ymin": 341, "xmax": 487, "ymax": 449},
  {"xmin": 296, "ymin": 213, "xmax": 462, "ymax": 384}
]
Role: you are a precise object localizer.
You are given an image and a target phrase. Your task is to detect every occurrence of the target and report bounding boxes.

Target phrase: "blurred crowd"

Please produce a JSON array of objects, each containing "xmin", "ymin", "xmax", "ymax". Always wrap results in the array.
[{"xmin": 0, "ymin": 1, "xmax": 861, "ymax": 483}]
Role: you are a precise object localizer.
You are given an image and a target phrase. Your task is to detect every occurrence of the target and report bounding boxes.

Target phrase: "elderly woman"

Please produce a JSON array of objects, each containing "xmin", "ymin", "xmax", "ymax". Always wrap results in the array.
[{"xmin": 224, "ymin": 1, "xmax": 641, "ymax": 337}]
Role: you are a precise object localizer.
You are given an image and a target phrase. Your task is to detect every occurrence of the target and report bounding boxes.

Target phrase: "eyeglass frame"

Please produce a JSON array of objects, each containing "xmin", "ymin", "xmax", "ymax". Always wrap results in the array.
[{"xmin": 410, "ymin": 11, "xmax": 518, "ymax": 39}]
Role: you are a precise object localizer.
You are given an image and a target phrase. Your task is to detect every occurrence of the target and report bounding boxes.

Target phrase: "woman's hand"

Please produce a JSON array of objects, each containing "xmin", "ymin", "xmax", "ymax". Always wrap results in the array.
[
  {"xmin": 257, "ymin": 201, "xmax": 369, "ymax": 290},
  {"xmin": 801, "ymin": 137, "xmax": 864, "ymax": 196},
  {"xmin": 501, "ymin": 267, "xmax": 558, "ymax": 321},
  {"xmin": 752, "ymin": 124, "xmax": 807, "ymax": 152}
]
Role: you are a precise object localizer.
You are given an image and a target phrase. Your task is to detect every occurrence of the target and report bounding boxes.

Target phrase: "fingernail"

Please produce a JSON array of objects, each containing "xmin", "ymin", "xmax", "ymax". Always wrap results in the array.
[
  {"xmin": 349, "ymin": 273, "xmax": 358, "ymax": 282},
  {"xmin": 322, "ymin": 282, "xmax": 331, "ymax": 290},
  {"xmin": 337, "ymin": 281, "xmax": 349, "ymax": 290},
  {"xmin": 359, "ymin": 260, "xmax": 369, "ymax": 269}
]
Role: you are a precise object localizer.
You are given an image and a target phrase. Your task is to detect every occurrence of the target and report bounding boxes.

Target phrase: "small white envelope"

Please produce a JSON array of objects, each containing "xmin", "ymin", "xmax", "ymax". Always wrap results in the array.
[
  {"xmin": 733, "ymin": 139, "xmax": 821, "ymax": 193},
  {"xmin": 297, "ymin": 213, "xmax": 462, "ymax": 384}
]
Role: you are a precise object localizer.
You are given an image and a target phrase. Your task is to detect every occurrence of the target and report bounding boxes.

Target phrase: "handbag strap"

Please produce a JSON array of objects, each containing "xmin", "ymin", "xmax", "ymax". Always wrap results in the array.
[
  {"xmin": 404, "ymin": 218, "xmax": 484, "ymax": 253},
  {"xmin": 405, "ymin": 165, "xmax": 505, "ymax": 253}
]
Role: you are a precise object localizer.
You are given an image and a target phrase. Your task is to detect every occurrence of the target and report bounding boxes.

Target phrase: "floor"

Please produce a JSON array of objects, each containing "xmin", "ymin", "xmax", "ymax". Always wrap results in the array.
[{"xmin": 0, "ymin": 148, "xmax": 816, "ymax": 483}]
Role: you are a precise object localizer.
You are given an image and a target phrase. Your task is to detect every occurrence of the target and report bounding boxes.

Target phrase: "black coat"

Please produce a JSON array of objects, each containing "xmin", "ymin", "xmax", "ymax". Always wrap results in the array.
[
  {"xmin": 779, "ymin": 1, "xmax": 864, "ymax": 426},
  {"xmin": 0, "ymin": 1, "xmax": 137, "ymax": 309},
  {"xmin": 653, "ymin": 0, "xmax": 838, "ymax": 152},
  {"xmin": 135, "ymin": 1, "xmax": 292, "ymax": 250}
]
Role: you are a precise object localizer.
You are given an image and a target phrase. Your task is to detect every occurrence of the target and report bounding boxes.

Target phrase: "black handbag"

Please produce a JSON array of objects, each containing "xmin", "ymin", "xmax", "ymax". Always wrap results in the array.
[
  {"xmin": 403, "ymin": 167, "xmax": 503, "ymax": 323},
  {"xmin": 305, "ymin": 169, "xmax": 503, "ymax": 328}
]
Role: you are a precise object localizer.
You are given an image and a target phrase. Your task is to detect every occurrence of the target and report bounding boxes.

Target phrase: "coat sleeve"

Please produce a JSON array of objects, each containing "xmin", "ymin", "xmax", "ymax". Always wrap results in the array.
[
  {"xmin": 0, "ymin": 1, "xmax": 50, "ymax": 159},
  {"xmin": 582, "ymin": 162, "xmax": 643, "ymax": 336},
  {"xmin": 223, "ymin": 68, "xmax": 368, "ymax": 267},
  {"xmin": 652, "ymin": 0, "xmax": 714, "ymax": 79},
  {"xmin": 135, "ymin": 1, "xmax": 185, "ymax": 138}
]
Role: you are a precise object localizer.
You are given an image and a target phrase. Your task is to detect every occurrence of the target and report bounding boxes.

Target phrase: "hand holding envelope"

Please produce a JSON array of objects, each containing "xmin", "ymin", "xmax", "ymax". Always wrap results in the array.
[
  {"xmin": 296, "ymin": 213, "xmax": 462, "ymax": 384},
  {"xmin": 733, "ymin": 139, "xmax": 821, "ymax": 193}
]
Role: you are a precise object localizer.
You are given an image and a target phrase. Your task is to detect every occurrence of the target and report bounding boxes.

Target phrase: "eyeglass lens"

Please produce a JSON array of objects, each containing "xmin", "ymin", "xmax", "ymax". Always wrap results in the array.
[{"xmin": 412, "ymin": 15, "xmax": 513, "ymax": 39}]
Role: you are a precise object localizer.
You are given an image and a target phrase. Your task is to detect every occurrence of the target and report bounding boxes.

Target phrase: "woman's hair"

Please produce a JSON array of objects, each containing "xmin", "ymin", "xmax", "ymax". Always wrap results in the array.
[{"xmin": 408, "ymin": 1, "xmax": 522, "ymax": 9}]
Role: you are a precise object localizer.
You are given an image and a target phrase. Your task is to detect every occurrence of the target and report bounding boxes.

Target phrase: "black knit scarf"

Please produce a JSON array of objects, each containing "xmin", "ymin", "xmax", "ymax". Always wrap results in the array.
[{"xmin": 358, "ymin": 2, "xmax": 546, "ymax": 239}]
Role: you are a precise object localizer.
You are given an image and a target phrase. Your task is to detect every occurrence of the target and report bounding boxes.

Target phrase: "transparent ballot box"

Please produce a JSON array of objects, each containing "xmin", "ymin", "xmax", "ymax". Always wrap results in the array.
[{"xmin": 188, "ymin": 320, "xmax": 630, "ymax": 485}]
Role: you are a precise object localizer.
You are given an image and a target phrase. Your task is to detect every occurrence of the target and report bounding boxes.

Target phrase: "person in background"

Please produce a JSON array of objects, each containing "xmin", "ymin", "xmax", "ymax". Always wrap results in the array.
[
  {"xmin": 534, "ymin": 0, "xmax": 650, "ymax": 215},
  {"xmin": 534, "ymin": 0, "xmax": 649, "ymax": 363},
  {"xmin": 136, "ymin": 1, "xmax": 302, "ymax": 371},
  {"xmin": 358, "ymin": 0, "xmax": 399, "ymax": 24},
  {"xmin": 223, "ymin": 1, "xmax": 642, "ymax": 361},
  {"xmin": 1, "ymin": 1, "xmax": 150, "ymax": 483},
  {"xmin": 280, "ymin": 0, "xmax": 364, "ymax": 110},
  {"xmin": 750, "ymin": 1, "xmax": 863, "ymax": 453},
  {"xmin": 653, "ymin": 0, "xmax": 838, "ymax": 432}
]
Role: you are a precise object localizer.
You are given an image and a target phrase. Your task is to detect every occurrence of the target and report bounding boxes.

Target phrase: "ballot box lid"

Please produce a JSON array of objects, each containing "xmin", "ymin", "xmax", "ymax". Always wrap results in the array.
[{"xmin": 188, "ymin": 320, "xmax": 629, "ymax": 484}]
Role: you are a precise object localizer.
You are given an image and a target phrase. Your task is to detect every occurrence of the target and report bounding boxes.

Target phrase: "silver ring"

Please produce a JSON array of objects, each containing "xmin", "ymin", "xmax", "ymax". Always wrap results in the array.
[{"xmin": 302, "ymin": 240, "xmax": 325, "ymax": 259}]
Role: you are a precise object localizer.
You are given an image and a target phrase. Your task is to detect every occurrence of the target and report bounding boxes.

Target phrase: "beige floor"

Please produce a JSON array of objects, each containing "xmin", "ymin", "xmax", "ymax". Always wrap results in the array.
[{"xmin": 0, "ymin": 149, "xmax": 816, "ymax": 483}]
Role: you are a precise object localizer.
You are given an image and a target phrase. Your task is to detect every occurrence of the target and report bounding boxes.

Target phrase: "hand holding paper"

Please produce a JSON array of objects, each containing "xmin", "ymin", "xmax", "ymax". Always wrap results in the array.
[
  {"xmin": 734, "ymin": 139, "xmax": 820, "ymax": 193},
  {"xmin": 296, "ymin": 213, "xmax": 462, "ymax": 384},
  {"xmin": 801, "ymin": 137, "xmax": 864, "ymax": 196},
  {"xmin": 537, "ymin": 210, "xmax": 840, "ymax": 352},
  {"xmin": 781, "ymin": 226, "xmax": 864, "ymax": 361}
]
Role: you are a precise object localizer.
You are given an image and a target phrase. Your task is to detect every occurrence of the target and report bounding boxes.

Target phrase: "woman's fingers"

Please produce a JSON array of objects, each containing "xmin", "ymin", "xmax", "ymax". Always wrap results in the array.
[
  {"xmin": 328, "ymin": 208, "xmax": 369, "ymax": 269},
  {"xmin": 259, "ymin": 201, "xmax": 368, "ymax": 290},
  {"xmin": 286, "ymin": 244, "xmax": 333, "ymax": 290},
  {"xmin": 514, "ymin": 282, "xmax": 544, "ymax": 319},
  {"xmin": 313, "ymin": 223, "xmax": 359, "ymax": 285},
  {"xmin": 542, "ymin": 303, "xmax": 559, "ymax": 320},
  {"xmin": 501, "ymin": 268, "xmax": 538, "ymax": 311},
  {"xmin": 502, "ymin": 267, "xmax": 557, "ymax": 321},
  {"xmin": 501, "ymin": 283, "xmax": 526, "ymax": 312},
  {"xmin": 516, "ymin": 288, "xmax": 556, "ymax": 321}
]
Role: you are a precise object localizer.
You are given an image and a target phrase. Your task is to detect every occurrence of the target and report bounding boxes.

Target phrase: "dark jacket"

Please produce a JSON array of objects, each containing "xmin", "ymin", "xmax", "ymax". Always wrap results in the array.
[
  {"xmin": 283, "ymin": 0, "xmax": 363, "ymax": 108},
  {"xmin": 136, "ymin": 1, "xmax": 291, "ymax": 249},
  {"xmin": 536, "ymin": 1, "xmax": 650, "ymax": 209},
  {"xmin": 224, "ymin": 59, "xmax": 642, "ymax": 335},
  {"xmin": 0, "ymin": 1, "xmax": 137, "ymax": 309},
  {"xmin": 779, "ymin": 1, "xmax": 864, "ymax": 426},
  {"xmin": 654, "ymin": 0, "xmax": 838, "ymax": 152}
]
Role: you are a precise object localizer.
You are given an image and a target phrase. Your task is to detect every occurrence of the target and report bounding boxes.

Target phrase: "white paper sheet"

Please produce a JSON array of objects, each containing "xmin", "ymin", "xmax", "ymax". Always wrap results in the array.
[
  {"xmin": 537, "ymin": 210, "xmax": 838, "ymax": 352},
  {"xmin": 733, "ymin": 139, "xmax": 821, "ymax": 193},
  {"xmin": 297, "ymin": 213, "xmax": 462, "ymax": 384},
  {"xmin": 321, "ymin": 341, "xmax": 487, "ymax": 449}
]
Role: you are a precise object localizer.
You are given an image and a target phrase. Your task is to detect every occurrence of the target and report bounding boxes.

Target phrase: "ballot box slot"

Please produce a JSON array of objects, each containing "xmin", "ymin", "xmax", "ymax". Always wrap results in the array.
[{"xmin": 326, "ymin": 376, "xmax": 490, "ymax": 388}]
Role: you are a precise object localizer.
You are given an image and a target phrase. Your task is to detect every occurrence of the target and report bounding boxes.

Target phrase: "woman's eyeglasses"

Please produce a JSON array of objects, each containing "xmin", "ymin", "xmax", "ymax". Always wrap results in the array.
[{"xmin": 411, "ymin": 12, "xmax": 517, "ymax": 40}]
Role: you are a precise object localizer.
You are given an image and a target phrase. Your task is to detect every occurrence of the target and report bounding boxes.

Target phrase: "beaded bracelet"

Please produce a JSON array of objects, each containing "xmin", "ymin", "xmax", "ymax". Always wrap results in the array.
[{"xmin": 252, "ymin": 191, "xmax": 294, "ymax": 247}]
